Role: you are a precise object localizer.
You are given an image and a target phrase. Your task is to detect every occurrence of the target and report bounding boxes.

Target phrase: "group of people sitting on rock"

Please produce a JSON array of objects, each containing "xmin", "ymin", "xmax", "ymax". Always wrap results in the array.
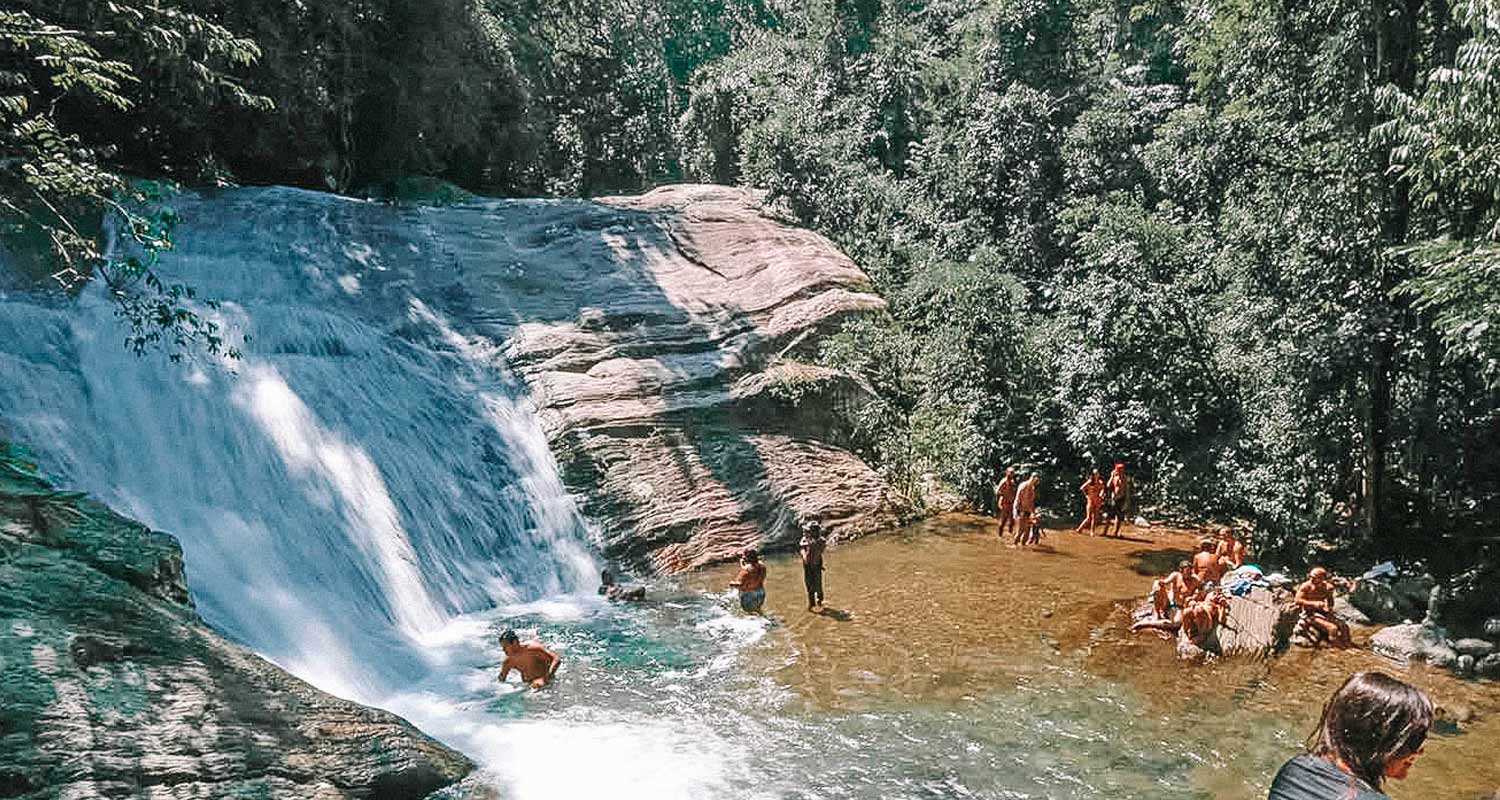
[
  {"xmin": 1131, "ymin": 528, "xmax": 1244, "ymax": 642},
  {"xmin": 1127, "ymin": 525, "xmax": 1355, "ymax": 649}
]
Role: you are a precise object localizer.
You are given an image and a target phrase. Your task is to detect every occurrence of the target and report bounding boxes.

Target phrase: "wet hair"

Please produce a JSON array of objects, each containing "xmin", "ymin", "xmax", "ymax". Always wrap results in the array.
[
  {"xmin": 743, "ymin": 548, "xmax": 760, "ymax": 562},
  {"xmin": 1308, "ymin": 672, "xmax": 1433, "ymax": 790},
  {"xmin": 498, "ymin": 629, "xmax": 520, "ymax": 645},
  {"xmin": 600, "ymin": 569, "xmax": 614, "ymax": 585}
]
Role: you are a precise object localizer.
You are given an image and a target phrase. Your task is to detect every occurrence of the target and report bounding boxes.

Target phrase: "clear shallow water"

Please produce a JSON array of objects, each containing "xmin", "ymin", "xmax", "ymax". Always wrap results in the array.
[
  {"xmin": 383, "ymin": 581, "xmax": 1287, "ymax": 800},
  {"xmin": 399, "ymin": 518, "xmax": 1498, "ymax": 800}
]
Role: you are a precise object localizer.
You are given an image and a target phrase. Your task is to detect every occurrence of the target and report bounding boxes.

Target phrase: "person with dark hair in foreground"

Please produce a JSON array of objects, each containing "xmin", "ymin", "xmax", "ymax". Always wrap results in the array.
[
  {"xmin": 498, "ymin": 629, "xmax": 561, "ymax": 689},
  {"xmin": 1268, "ymin": 672, "xmax": 1433, "ymax": 800}
]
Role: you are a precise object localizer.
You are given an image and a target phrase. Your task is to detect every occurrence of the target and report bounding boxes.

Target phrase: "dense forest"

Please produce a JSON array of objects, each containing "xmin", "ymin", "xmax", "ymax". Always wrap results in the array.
[{"xmin": 3, "ymin": 1, "xmax": 1497, "ymax": 592}]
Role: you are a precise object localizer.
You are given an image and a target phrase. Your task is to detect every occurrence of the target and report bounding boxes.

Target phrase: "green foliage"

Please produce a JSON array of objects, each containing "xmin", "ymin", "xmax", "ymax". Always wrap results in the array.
[
  {"xmin": 0, "ymin": 3, "xmax": 263, "ymax": 360},
  {"xmin": 682, "ymin": 0, "xmax": 1500, "ymax": 569},
  {"xmin": 1378, "ymin": 0, "xmax": 1500, "ymax": 379}
]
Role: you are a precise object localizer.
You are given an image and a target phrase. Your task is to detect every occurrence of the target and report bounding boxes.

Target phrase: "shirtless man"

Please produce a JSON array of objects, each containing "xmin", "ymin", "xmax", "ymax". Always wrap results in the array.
[
  {"xmin": 1147, "ymin": 559, "xmax": 1200, "ymax": 621},
  {"xmin": 1294, "ymin": 567, "xmax": 1352, "ymax": 648},
  {"xmin": 995, "ymin": 467, "xmax": 1018, "ymax": 540},
  {"xmin": 1012, "ymin": 472, "xmax": 1040, "ymax": 547},
  {"xmin": 799, "ymin": 524, "xmax": 827, "ymax": 611},
  {"xmin": 1076, "ymin": 468, "xmax": 1105, "ymax": 536},
  {"xmin": 1105, "ymin": 463, "xmax": 1132, "ymax": 537},
  {"xmin": 498, "ymin": 629, "xmax": 561, "ymax": 689},
  {"xmin": 599, "ymin": 569, "xmax": 646, "ymax": 601},
  {"xmin": 1179, "ymin": 582, "xmax": 1230, "ymax": 645},
  {"xmin": 1192, "ymin": 539, "xmax": 1225, "ymax": 583},
  {"xmin": 730, "ymin": 548, "xmax": 767, "ymax": 613},
  {"xmin": 1215, "ymin": 527, "xmax": 1246, "ymax": 572}
]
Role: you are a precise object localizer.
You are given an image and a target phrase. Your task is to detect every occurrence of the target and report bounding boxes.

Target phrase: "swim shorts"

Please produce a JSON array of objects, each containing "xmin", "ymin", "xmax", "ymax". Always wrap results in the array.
[{"xmin": 739, "ymin": 588, "xmax": 766, "ymax": 612}]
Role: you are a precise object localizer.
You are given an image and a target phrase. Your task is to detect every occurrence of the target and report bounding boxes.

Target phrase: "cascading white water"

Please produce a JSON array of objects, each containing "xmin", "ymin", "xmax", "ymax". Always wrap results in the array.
[{"xmin": 0, "ymin": 186, "xmax": 598, "ymax": 701}]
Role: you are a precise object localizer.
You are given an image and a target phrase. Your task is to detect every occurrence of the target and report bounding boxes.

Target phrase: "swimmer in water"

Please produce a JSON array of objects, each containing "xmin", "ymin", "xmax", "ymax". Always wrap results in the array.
[
  {"xmin": 599, "ymin": 569, "xmax": 646, "ymax": 601},
  {"xmin": 498, "ymin": 629, "xmax": 561, "ymax": 689}
]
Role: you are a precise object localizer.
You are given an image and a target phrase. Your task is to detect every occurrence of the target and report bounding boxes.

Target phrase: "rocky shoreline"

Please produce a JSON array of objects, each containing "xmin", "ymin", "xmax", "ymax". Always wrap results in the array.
[{"xmin": 0, "ymin": 446, "xmax": 473, "ymax": 799}]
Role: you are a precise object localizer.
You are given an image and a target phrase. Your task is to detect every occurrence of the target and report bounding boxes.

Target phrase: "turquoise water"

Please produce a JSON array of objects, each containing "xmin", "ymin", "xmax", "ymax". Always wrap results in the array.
[{"xmin": 393, "ymin": 586, "xmax": 1308, "ymax": 800}]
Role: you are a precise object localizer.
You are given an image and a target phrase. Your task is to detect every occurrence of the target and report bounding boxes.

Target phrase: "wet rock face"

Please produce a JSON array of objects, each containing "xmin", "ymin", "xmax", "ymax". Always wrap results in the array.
[
  {"xmin": 471, "ymin": 185, "xmax": 908, "ymax": 571},
  {"xmin": 0, "ymin": 454, "xmax": 472, "ymax": 799},
  {"xmin": 1349, "ymin": 575, "xmax": 1435, "ymax": 623}
]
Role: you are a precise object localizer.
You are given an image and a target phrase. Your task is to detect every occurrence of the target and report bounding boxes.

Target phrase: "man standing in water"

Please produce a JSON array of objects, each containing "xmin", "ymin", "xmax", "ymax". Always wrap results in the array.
[
  {"xmin": 730, "ymin": 548, "xmax": 767, "ymax": 613},
  {"xmin": 1105, "ymin": 462, "xmax": 1132, "ymax": 537},
  {"xmin": 799, "ymin": 523, "xmax": 827, "ymax": 611},
  {"xmin": 498, "ymin": 629, "xmax": 561, "ymax": 689},
  {"xmin": 1076, "ymin": 468, "xmax": 1104, "ymax": 536},
  {"xmin": 1013, "ymin": 472, "xmax": 1040, "ymax": 547},
  {"xmin": 995, "ymin": 466, "xmax": 1018, "ymax": 540}
]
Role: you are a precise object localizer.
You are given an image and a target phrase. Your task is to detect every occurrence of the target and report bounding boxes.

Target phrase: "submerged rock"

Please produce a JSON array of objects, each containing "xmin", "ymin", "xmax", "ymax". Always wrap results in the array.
[{"xmin": 0, "ymin": 452, "xmax": 472, "ymax": 799}]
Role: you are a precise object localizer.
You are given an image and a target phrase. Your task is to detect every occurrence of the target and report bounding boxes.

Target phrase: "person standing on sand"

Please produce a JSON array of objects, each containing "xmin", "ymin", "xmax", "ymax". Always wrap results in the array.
[
  {"xmin": 730, "ymin": 548, "xmax": 767, "ymax": 614},
  {"xmin": 1076, "ymin": 468, "xmax": 1104, "ymax": 536},
  {"xmin": 498, "ymin": 629, "xmax": 561, "ymax": 689},
  {"xmin": 1012, "ymin": 472, "xmax": 1040, "ymax": 547},
  {"xmin": 1105, "ymin": 462, "xmax": 1132, "ymax": 537},
  {"xmin": 995, "ymin": 467, "xmax": 1018, "ymax": 541},
  {"xmin": 1268, "ymin": 672, "xmax": 1432, "ymax": 800},
  {"xmin": 799, "ymin": 524, "xmax": 827, "ymax": 611}
]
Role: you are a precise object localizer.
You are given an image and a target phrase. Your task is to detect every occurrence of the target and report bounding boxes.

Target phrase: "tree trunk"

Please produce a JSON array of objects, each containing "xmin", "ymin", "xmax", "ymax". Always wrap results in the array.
[{"xmin": 1363, "ymin": 0, "xmax": 1423, "ymax": 555}]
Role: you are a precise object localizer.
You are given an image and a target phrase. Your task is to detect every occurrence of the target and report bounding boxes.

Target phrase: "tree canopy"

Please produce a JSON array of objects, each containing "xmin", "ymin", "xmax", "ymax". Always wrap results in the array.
[{"xmin": 2, "ymin": 0, "xmax": 1497, "ymax": 595}]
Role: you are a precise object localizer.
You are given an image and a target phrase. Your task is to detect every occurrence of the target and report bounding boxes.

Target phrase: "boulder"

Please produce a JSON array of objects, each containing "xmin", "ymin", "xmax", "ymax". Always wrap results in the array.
[
  {"xmin": 1370, "ymin": 623, "xmax": 1457, "ymax": 668},
  {"xmin": 1334, "ymin": 596, "xmax": 1373, "ymax": 626},
  {"xmin": 1478, "ymin": 653, "xmax": 1500, "ymax": 679},
  {"xmin": 0, "ymin": 452, "xmax": 472, "ymax": 799},
  {"xmin": 449, "ymin": 184, "xmax": 909, "ymax": 570},
  {"xmin": 1454, "ymin": 638, "xmax": 1497, "ymax": 658},
  {"xmin": 1179, "ymin": 588, "xmax": 1299, "ymax": 659},
  {"xmin": 1458, "ymin": 654, "xmax": 1477, "ymax": 676},
  {"xmin": 1486, "ymin": 618, "xmax": 1500, "ymax": 638},
  {"xmin": 1350, "ymin": 574, "xmax": 1435, "ymax": 624}
]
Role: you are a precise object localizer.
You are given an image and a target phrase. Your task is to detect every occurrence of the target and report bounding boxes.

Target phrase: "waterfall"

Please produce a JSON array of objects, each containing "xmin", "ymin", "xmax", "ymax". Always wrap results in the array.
[{"xmin": 0, "ymin": 186, "xmax": 598, "ymax": 702}]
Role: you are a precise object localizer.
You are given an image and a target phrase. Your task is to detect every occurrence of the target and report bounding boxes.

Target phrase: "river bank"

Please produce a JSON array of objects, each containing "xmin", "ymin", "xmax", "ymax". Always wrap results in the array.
[{"xmin": 694, "ymin": 514, "xmax": 1500, "ymax": 799}]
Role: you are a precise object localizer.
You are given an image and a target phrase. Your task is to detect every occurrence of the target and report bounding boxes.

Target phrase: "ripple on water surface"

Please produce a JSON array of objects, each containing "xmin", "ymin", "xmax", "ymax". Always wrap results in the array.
[{"xmin": 405, "ymin": 518, "xmax": 1500, "ymax": 800}]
